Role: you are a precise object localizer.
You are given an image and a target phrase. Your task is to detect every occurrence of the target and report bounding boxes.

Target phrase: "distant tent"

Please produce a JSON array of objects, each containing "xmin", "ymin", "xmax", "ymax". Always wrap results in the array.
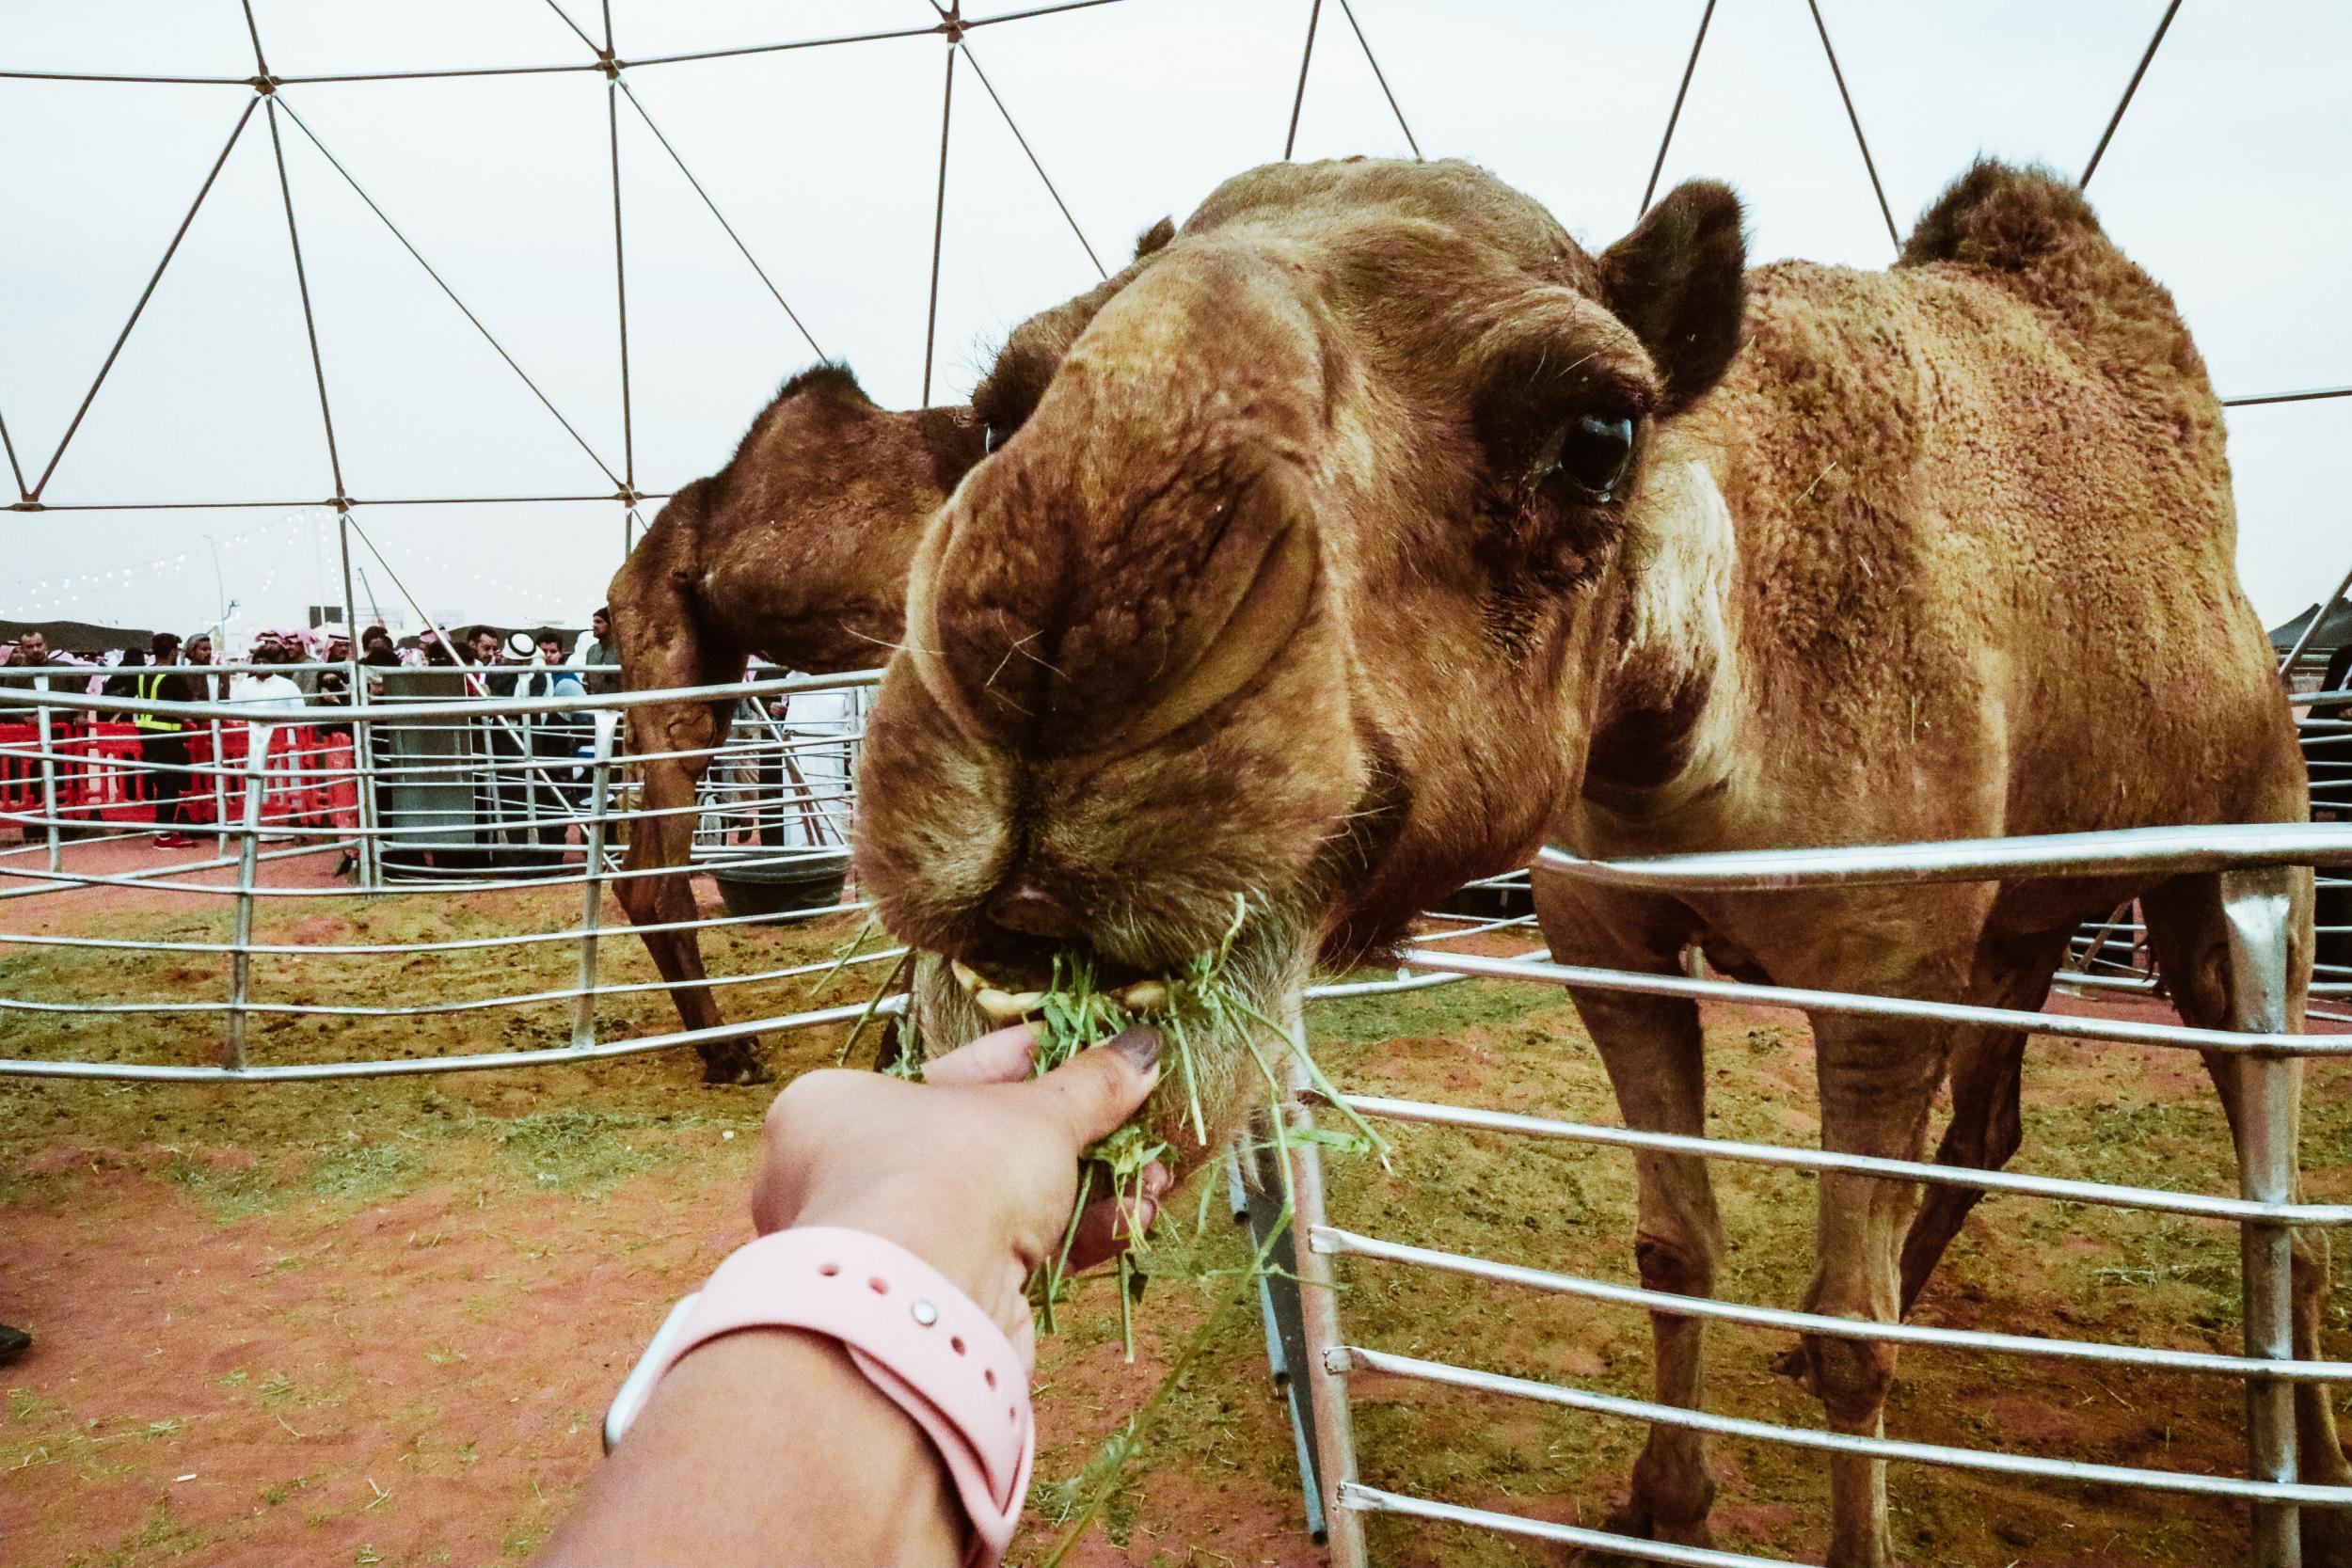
[
  {"xmin": 0, "ymin": 617, "xmax": 157, "ymax": 654},
  {"xmin": 2268, "ymin": 599, "xmax": 2352, "ymax": 656}
]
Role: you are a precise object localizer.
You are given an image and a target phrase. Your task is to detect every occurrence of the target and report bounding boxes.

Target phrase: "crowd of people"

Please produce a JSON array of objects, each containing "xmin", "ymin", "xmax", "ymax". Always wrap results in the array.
[
  {"xmin": 0, "ymin": 611, "xmax": 624, "ymax": 860},
  {"xmin": 0, "ymin": 607, "xmax": 620, "ymax": 697}
]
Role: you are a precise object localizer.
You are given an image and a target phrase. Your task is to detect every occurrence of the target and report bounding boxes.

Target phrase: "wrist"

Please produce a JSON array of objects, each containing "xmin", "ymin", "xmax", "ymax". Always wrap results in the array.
[
  {"xmin": 675, "ymin": 1332, "xmax": 964, "ymax": 1561},
  {"xmin": 602, "ymin": 1226, "xmax": 1038, "ymax": 1567},
  {"xmin": 787, "ymin": 1177, "xmax": 1018, "ymax": 1310}
]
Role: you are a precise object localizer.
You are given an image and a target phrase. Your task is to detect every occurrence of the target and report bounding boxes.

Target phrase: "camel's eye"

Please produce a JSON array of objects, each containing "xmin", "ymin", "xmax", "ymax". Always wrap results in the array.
[{"xmin": 1534, "ymin": 414, "xmax": 1636, "ymax": 503}]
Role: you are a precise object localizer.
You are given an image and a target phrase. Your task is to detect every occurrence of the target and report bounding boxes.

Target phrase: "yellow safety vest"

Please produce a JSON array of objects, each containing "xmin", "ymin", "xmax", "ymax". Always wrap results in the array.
[{"xmin": 134, "ymin": 672, "xmax": 185, "ymax": 732}]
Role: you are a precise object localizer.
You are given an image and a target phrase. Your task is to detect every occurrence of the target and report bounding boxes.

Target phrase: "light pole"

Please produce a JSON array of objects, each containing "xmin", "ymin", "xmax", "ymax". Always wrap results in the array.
[{"xmin": 201, "ymin": 533, "xmax": 229, "ymax": 635}]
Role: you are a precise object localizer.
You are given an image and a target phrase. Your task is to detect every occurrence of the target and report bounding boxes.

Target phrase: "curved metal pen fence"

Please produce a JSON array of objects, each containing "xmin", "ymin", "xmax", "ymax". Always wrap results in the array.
[
  {"xmin": 1288, "ymin": 822, "xmax": 2352, "ymax": 1568},
  {"xmin": 0, "ymin": 669, "xmax": 1498, "ymax": 1081},
  {"xmin": 0, "ymin": 670, "xmax": 894, "ymax": 1078},
  {"xmin": 9, "ymin": 672, "xmax": 2352, "ymax": 1564}
]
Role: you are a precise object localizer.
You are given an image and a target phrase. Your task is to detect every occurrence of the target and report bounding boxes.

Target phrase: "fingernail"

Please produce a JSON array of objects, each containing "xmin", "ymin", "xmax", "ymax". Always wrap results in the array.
[{"xmin": 1107, "ymin": 1023, "xmax": 1163, "ymax": 1073}]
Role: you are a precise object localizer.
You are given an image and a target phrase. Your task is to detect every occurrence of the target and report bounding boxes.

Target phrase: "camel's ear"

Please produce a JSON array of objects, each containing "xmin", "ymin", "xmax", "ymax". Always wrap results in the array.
[
  {"xmin": 1597, "ymin": 181, "xmax": 1745, "ymax": 414},
  {"xmin": 1134, "ymin": 216, "xmax": 1176, "ymax": 260},
  {"xmin": 648, "ymin": 476, "xmax": 711, "ymax": 534}
]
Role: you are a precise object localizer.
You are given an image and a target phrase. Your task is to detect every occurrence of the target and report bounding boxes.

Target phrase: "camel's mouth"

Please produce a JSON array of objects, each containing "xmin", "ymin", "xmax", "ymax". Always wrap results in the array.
[
  {"xmin": 904, "ymin": 909, "xmax": 1317, "ymax": 1164},
  {"xmin": 946, "ymin": 958, "xmax": 1173, "ymax": 1027}
]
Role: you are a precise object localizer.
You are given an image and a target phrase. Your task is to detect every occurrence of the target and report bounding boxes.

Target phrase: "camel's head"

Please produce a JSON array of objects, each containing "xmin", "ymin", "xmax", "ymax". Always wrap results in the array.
[
  {"xmin": 853, "ymin": 159, "xmax": 1745, "ymax": 1146},
  {"xmin": 653, "ymin": 363, "xmax": 987, "ymax": 674}
]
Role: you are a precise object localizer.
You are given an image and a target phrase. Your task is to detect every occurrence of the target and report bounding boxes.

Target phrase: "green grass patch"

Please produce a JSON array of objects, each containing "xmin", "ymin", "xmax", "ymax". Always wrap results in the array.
[
  {"xmin": 1307, "ymin": 974, "xmax": 1565, "ymax": 1049},
  {"xmin": 308, "ymin": 1140, "xmax": 427, "ymax": 1200},
  {"xmin": 56, "ymin": 1499, "xmax": 211, "ymax": 1567},
  {"xmin": 488, "ymin": 1107, "xmax": 668, "ymax": 1196},
  {"xmin": 162, "ymin": 1154, "xmax": 286, "ymax": 1225},
  {"xmin": 8, "ymin": 1385, "xmax": 65, "ymax": 1422}
]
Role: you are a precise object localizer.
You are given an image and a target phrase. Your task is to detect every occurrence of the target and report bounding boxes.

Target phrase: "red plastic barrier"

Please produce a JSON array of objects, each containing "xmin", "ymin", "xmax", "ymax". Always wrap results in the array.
[
  {"xmin": 207, "ymin": 722, "xmax": 351, "ymax": 832},
  {"xmin": 78, "ymin": 721, "xmax": 155, "ymax": 825},
  {"xmin": 0, "ymin": 711, "xmax": 358, "ymax": 838},
  {"xmin": 0, "ymin": 722, "xmax": 42, "ymax": 817},
  {"xmin": 0, "ymin": 719, "xmax": 156, "ymax": 826},
  {"xmin": 178, "ymin": 724, "xmax": 221, "ymax": 828},
  {"xmin": 318, "ymin": 731, "xmax": 360, "ymax": 832}
]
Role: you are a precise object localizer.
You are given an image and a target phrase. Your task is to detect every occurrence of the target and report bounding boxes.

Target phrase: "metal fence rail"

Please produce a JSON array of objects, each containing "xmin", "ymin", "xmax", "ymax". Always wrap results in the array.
[
  {"xmin": 1291, "ymin": 825, "xmax": 2352, "ymax": 1568},
  {"xmin": 0, "ymin": 670, "xmax": 1496, "ymax": 1081},
  {"xmin": 0, "ymin": 671, "xmax": 886, "ymax": 1078}
]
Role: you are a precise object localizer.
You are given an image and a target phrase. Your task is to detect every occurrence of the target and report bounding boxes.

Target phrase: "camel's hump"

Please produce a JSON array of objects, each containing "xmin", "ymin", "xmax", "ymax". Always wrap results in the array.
[
  {"xmin": 1898, "ymin": 160, "xmax": 2105, "ymax": 273},
  {"xmin": 1896, "ymin": 159, "xmax": 2206, "ymax": 395}
]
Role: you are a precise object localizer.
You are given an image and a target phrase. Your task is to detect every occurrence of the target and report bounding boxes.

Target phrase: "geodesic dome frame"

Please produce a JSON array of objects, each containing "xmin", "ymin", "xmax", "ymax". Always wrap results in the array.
[{"xmin": 3, "ymin": 0, "xmax": 2345, "ymax": 641}]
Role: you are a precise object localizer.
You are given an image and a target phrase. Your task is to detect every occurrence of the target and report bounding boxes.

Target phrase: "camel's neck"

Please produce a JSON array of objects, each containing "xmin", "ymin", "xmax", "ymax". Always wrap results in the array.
[{"xmin": 1579, "ymin": 454, "xmax": 1743, "ymax": 825}]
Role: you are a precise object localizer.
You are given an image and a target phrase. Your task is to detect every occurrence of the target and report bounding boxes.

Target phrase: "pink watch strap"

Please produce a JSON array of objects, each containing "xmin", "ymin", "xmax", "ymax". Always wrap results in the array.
[{"xmin": 626, "ymin": 1227, "xmax": 1032, "ymax": 1567}]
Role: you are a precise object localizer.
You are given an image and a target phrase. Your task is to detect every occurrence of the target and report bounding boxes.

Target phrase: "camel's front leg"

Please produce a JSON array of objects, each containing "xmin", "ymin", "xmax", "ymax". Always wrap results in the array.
[
  {"xmin": 615, "ymin": 693, "xmax": 764, "ymax": 1083},
  {"xmin": 1896, "ymin": 931, "xmax": 2069, "ymax": 1312},
  {"xmin": 1895, "ymin": 1025, "xmax": 2025, "ymax": 1315},
  {"xmin": 1571, "ymin": 986, "xmax": 1724, "ymax": 1550},
  {"xmin": 1804, "ymin": 1015, "xmax": 1948, "ymax": 1568}
]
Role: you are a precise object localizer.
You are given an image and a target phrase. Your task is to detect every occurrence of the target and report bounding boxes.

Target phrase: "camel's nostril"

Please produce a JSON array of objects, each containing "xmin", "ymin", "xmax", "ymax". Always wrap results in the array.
[{"xmin": 987, "ymin": 880, "xmax": 1079, "ymax": 941}]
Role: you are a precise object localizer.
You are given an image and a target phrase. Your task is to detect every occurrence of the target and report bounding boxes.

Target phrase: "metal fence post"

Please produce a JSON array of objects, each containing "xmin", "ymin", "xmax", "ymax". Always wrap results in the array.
[
  {"xmin": 207, "ymin": 713, "xmax": 230, "ymax": 856},
  {"xmin": 2220, "ymin": 863, "xmax": 2302, "ymax": 1568},
  {"xmin": 1288, "ymin": 1059, "xmax": 1368, "ymax": 1568},
  {"xmin": 224, "ymin": 728, "xmax": 270, "ymax": 1071},
  {"xmin": 349, "ymin": 657, "xmax": 381, "ymax": 886},
  {"xmin": 572, "ymin": 710, "xmax": 619, "ymax": 1048},
  {"xmin": 32, "ymin": 676, "xmax": 62, "ymax": 873}
]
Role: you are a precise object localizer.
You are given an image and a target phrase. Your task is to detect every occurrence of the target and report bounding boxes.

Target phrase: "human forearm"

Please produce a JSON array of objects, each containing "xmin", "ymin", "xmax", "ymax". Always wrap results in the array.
[
  {"xmin": 538, "ymin": 1328, "xmax": 962, "ymax": 1568},
  {"xmin": 538, "ymin": 1031, "xmax": 1166, "ymax": 1567}
]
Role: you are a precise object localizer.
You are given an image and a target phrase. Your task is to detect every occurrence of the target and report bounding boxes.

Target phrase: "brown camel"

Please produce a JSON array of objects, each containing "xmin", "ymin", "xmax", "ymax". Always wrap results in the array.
[
  {"xmin": 606, "ymin": 364, "xmax": 984, "ymax": 1083},
  {"xmin": 848, "ymin": 156, "xmax": 2345, "ymax": 1564}
]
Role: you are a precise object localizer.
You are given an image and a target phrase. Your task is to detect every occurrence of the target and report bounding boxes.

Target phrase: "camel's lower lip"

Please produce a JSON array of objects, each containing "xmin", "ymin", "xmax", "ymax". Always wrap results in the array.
[{"xmin": 947, "ymin": 958, "xmax": 1172, "ymax": 1024}]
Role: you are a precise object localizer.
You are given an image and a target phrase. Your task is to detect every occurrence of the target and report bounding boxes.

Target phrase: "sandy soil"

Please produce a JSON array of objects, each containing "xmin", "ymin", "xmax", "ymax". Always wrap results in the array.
[{"xmin": 2, "ymin": 859, "xmax": 2347, "ymax": 1566}]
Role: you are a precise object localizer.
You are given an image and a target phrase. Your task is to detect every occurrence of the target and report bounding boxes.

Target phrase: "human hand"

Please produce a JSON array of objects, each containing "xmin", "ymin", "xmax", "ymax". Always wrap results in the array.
[
  {"xmin": 749, "ymin": 1023, "xmax": 1174, "ymax": 1366},
  {"xmin": 918, "ymin": 1024, "xmax": 1178, "ymax": 1279}
]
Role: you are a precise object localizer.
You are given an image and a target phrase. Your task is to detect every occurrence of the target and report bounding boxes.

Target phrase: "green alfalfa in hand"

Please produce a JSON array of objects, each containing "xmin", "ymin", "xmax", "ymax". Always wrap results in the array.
[
  {"xmin": 1021, "ymin": 900, "xmax": 1387, "ymax": 1353},
  {"xmin": 1027, "ymin": 950, "xmax": 1170, "ymax": 1347}
]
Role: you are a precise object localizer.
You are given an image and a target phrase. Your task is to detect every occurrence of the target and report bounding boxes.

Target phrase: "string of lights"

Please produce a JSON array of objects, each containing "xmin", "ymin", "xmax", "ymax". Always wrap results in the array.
[
  {"xmin": 8, "ymin": 510, "xmax": 310, "ymax": 620},
  {"xmin": 352, "ymin": 532, "xmax": 561, "ymax": 618},
  {"xmin": 8, "ymin": 504, "xmax": 553, "ymax": 630},
  {"xmin": 4, "ymin": 0, "xmax": 2341, "ymax": 645}
]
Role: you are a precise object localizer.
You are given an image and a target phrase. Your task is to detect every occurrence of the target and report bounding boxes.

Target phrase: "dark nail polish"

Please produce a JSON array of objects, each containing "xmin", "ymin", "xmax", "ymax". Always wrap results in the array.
[{"xmin": 1108, "ymin": 1023, "xmax": 1164, "ymax": 1073}]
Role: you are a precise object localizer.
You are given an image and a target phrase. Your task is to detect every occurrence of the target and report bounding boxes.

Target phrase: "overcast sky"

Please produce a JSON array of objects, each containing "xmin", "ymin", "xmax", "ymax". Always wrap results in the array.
[{"xmin": 2, "ymin": 0, "xmax": 2344, "ymax": 642}]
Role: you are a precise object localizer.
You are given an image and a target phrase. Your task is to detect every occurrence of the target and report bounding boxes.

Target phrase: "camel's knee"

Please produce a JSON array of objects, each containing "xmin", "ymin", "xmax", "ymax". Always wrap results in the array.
[
  {"xmin": 1803, "ymin": 1331, "xmax": 1898, "ymax": 1428},
  {"xmin": 1629, "ymin": 1438, "xmax": 1716, "ymax": 1529},
  {"xmin": 612, "ymin": 867, "xmax": 664, "ymax": 926},
  {"xmin": 2165, "ymin": 944, "xmax": 2233, "ymax": 1030},
  {"xmin": 1981, "ymin": 1096, "xmax": 2024, "ymax": 1168},
  {"xmin": 1932, "ymin": 1110, "xmax": 2019, "ymax": 1175},
  {"xmin": 1634, "ymin": 1227, "xmax": 1716, "ymax": 1300}
]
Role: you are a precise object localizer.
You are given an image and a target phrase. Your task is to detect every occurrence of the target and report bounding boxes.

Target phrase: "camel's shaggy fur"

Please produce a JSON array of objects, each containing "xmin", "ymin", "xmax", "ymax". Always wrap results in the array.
[{"xmin": 851, "ymin": 156, "xmax": 2343, "ymax": 1564}]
